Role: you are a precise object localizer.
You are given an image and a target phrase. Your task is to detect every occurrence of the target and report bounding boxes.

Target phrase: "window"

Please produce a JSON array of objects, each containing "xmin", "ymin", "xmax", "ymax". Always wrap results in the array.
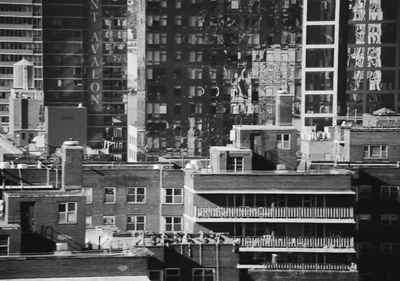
[
  {"xmin": 363, "ymin": 145, "xmax": 388, "ymax": 158},
  {"xmin": 358, "ymin": 214, "xmax": 372, "ymax": 226},
  {"xmin": 0, "ymin": 235, "xmax": 9, "ymax": 256},
  {"xmin": 58, "ymin": 202, "xmax": 77, "ymax": 224},
  {"xmin": 227, "ymin": 157, "xmax": 244, "ymax": 172},
  {"xmin": 86, "ymin": 216, "xmax": 92, "ymax": 228},
  {"xmin": 149, "ymin": 270, "xmax": 163, "ymax": 281},
  {"xmin": 381, "ymin": 186, "xmax": 399, "ymax": 200},
  {"xmin": 174, "ymin": 103, "xmax": 181, "ymax": 114},
  {"xmin": 83, "ymin": 187, "xmax": 93, "ymax": 204},
  {"xmin": 174, "ymin": 33, "xmax": 183, "ymax": 44},
  {"xmin": 127, "ymin": 187, "xmax": 146, "ymax": 203},
  {"xmin": 358, "ymin": 185, "xmax": 372, "ymax": 199},
  {"xmin": 175, "ymin": 51, "xmax": 182, "ymax": 61},
  {"xmin": 175, "ymin": 0, "xmax": 181, "ymax": 8},
  {"xmin": 165, "ymin": 188, "xmax": 183, "ymax": 204},
  {"xmin": 164, "ymin": 217, "xmax": 182, "ymax": 232},
  {"xmin": 381, "ymin": 243, "xmax": 400, "ymax": 255},
  {"xmin": 127, "ymin": 215, "xmax": 145, "ymax": 231},
  {"xmin": 175, "ymin": 15, "xmax": 182, "ymax": 26},
  {"xmin": 104, "ymin": 187, "xmax": 116, "ymax": 203},
  {"xmin": 189, "ymin": 51, "xmax": 203, "ymax": 62},
  {"xmin": 103, "ymin": 215, "xmax": 115, "ymax": 226},
  {"xmin": 193, "ymin": 268, "xmax": 215, "ymax": 281},
  {"xmin": 276, "ymin": 134, "xmax": 290, "ymax": 150},
  {"xmin": 165, "ymin": 268, "xmax": 180, "ymax": 281},
  {"xmin": 381, "ymin": 214, "xmax": 400, "ymax": 226}
]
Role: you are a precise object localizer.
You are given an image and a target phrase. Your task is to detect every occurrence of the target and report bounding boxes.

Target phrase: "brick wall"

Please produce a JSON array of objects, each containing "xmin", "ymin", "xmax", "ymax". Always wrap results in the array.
[
  {"xmin": 148, "ymin": 244, "xmax": 239, "ymax": 281},
  {"xmin": 4, "ymin": 191, "xmax": 86, "ymax": 251},
  {"xmin": 84, "ymin": 168, "xmax": 184, "ymax": 233},
  {"xmin": 191, "ymin": 173, "xmax": 352, "ymax": 192},
  {"xmin": 0, "ymin": 255, "xmax": 148, "ymax": 279},
  {"xmin": 349, "ymin": 130, "xmax": 400, "ymax": 162}
]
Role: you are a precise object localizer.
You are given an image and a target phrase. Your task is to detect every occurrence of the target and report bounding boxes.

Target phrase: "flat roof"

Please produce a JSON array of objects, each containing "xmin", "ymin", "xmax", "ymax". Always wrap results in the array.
[
  {"xmin": 233, "ymin": 125, "xmax": 297, "ymax": 131},
  {"xmin": 4, "ymin": 277, "xmax": 150, "ymax": 281},
  {"xmin": 4, "ymin": 190, "xmax": 83, "ymax": 198}
]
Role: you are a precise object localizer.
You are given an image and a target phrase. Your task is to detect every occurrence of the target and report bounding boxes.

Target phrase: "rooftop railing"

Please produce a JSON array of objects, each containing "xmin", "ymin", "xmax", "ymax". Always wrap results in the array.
[
  {"xmin": 240, "ymin": 263, "xmax": 357, "ymax": 271},
  {"xmin": 238, "ymin": 236, "xmax": 354, "ymax": 249},
  {"xmin": 195, "ymin": 206, "xmax": 354, "ymax": 219}
]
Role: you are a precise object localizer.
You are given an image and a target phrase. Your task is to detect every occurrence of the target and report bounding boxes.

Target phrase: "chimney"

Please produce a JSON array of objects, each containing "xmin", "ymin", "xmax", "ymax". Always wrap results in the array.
[{"xmin": 61, "ymin": 140, "xmax": 83, "ymax": 191}]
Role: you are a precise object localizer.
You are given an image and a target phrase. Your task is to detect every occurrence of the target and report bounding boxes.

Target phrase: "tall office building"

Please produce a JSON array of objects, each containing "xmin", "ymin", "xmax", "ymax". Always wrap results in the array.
[
  {"xmin": 134, "ymin": 0, "xmax": 303, "ymax": 159},
  {"xmin": 0, "ymin": 0, "xmax": 43, "ymax": 133},
  {"xmin": 42, "ymin": 0, "xmax": 128, "ymax": 160},
  {"xmin": 302, "ymin": 0, "xmax": 400, "ymax": 129}
]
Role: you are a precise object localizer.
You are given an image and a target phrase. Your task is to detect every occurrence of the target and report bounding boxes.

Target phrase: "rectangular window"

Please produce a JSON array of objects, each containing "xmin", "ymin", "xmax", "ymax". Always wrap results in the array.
[
  {"xmin": 58, "ymin": 202, "xmax": 77, "ymax": 224},
  {"xmin": 165, "ymin": 268, "xmax": 180, "ymax": 281},
  {"xmin": 227, "ymin": 157, "xmax": 244, "ymax": 172},
  {"xmin": 193, "ymin": 268, "xmax": 215, "ymax": 281},
  {"xmin": 381, "ymin": 214, "xmax": 400, "ymax": 226},
  {"xmin": 276, "ymin": 134, "xmax": 290, "ymax": 150},
  {"xmin": 0, "ymin": 235, "xmax": 9, "ymax": 256},
  {"xmin": 363, "ymin": 145, "xmax": 388, "ymax": 158},
  {"xmin": 104, "ymin": 187, "xmax": 116, "ymax": 203},
  {"xmin": 358, "ymin": 185, "xmax": 372, "ymax": 199},
  {"xmin": 86, "ymin": 216, "xmax": 92, "ymax": 228},
  {"xmin": 149, "ymin": 270, "xmax": 163, "ymax": 281},
  {"xmin": 84, "ymin": 187, "xmax": 93, "ymax": 204},
  {"xmin": 381, "ymin": 186, "xmax": 399, "ymax": 200},
  {"xmin": 165, "ymin": 188, "xmax": 183, "ymax": 204},
  {"xmin": 127, "ymin": 187, "xmax": 146, "ymax": 203},
  {"xmin": 103, "ymin": 215, "xmax": 115, "ymax": 226},
  {"xmin": 127, "ymin": 215, "xmax": 145, "ymax": 231},
  {"xmin": 164, "ymin": 217, "xmax": 182, "ymax": 232},
  {"xmin": 358, "ymin": 214, "xmax": 372, "ymax": 226}
]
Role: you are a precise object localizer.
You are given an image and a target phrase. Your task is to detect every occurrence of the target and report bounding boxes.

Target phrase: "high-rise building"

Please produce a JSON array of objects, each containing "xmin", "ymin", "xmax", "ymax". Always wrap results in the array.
[
  {"xmin": 0, "ymin": 0, "xmax": 43, "ymax": 133},
  {"xmin": 301, "ymin": 0, "xmax": 400, "ymax": 130},
  {"xmin": 42, "ymin": 0, "xmax": 128, "ymax": 161},
  {"xmin": 132, "ymin": 0, "xmax": 303, "ymax": 159}
]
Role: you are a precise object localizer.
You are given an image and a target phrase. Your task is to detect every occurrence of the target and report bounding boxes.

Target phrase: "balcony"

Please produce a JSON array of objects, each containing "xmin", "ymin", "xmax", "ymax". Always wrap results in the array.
[
  {"xmin": 237, "ymin": 236, "xmax": 355, "ymax": 253},
  {"xmin": 237, "ymin": 263, "xmax": 357, "ymax": 271},
  {"xmin": 192, "ymin": 207, "xmax": 355, "ymax": 223}
]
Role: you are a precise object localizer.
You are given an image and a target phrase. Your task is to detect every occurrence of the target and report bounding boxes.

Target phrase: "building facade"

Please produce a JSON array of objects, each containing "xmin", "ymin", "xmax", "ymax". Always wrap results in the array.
[
  {"xmin": 302, "ymin": 0, "xmax": 400, "ymax": 130},
  {"xmin": 0, "ymin": 0, "xmax": 43, "ymax": 133},
  {"xmin": 139, "ymin": 0, "xmax": 303, "ymax": 159},
  {"xmin": 42, "ymin": 0, "xmax": 128, "ymax": 160}
]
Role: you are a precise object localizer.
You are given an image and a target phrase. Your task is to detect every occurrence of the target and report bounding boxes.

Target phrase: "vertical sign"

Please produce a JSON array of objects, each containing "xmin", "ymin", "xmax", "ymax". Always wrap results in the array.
[{"xmin": 88, "ymin": 0, "xmax": 103, "ymax": 112}]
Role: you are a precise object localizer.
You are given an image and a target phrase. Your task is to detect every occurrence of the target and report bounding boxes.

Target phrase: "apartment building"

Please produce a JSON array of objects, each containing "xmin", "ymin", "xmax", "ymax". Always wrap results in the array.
[
  {"xmin": 42, "ymin": 0, "xmax": 128, "ymax": 160},
  {"xmin": 0, "ymin": 0, "xmax": 43, "ymax": 133},
  {"xmin": 140, "ymin": 0, "xmax": 302, "ymax": 159},
  {"xmin": 302, "ymin": 0, "xmax": 400, "ymax": 130}
]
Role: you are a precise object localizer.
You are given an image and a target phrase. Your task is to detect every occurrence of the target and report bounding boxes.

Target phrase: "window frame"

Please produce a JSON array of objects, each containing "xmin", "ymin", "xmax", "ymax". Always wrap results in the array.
[
  {"xmin": 192, "ymin": 268, "xmax": 215, "ymax": 281},
  {"xmin": 127, "ymin": 187, "xmax": 146, "ymax": 204},
  {"xmin": 86, "ymin": 215, "xmax": 93, "ymax": 228},
  {"xmin": 276, "ymin": 134, "xmax": 291, "ymax": 150},
  {"xmin": 103, "ymin": 215, "xmax": 116, "ymax": 226},
  {"xmin": 126, "ymin": 215, "xmax": 146, "ymax": 232},
  {"xmin": 363, "ymin": 145, "xmax": 388, "ymax": 159},
  {"xmin": 164, "ymin": 188, "xmax": 183, "ymax": 204},
  {"xmin": 0, "ymin": 235, "xmax": 9, "ymax": 256},
  {"xmin": 380, "ymin": 186, "xmax": 399, "ymax": 200},
  {"xmin": 84, "ymin": 187, "xmax": 93, "ymax": 204},
  {"xmin": 165, "ymin": 268, "xmax": 180, "ymax": 281},
  {"xmin": 164, "ymin": 216, "xmax": 182, "ymax": 232},
  {"xmin": 58, "ymin": 202, "xmax": 77, "ymax": 224},
  {"xmin": 104, "ymin": 187, "xmax": 116, "ymax": 204},
  {"xmin": 149, "ymin": 270, "xmax": 163, "ymax": 281}
]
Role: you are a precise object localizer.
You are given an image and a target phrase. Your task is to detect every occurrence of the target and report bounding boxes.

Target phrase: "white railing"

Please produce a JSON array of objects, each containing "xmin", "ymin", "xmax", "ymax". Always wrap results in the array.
[
  {"xmin": 195, "ymin": 207, "xmax": 354, "ymax": 219},
  {"xmin": 238, "ymin": 236, "xmax": 354, "ymax": 249},
  {"xmin": 256, "ymin": 263, "xmax": 356, "ymax": 271}
]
